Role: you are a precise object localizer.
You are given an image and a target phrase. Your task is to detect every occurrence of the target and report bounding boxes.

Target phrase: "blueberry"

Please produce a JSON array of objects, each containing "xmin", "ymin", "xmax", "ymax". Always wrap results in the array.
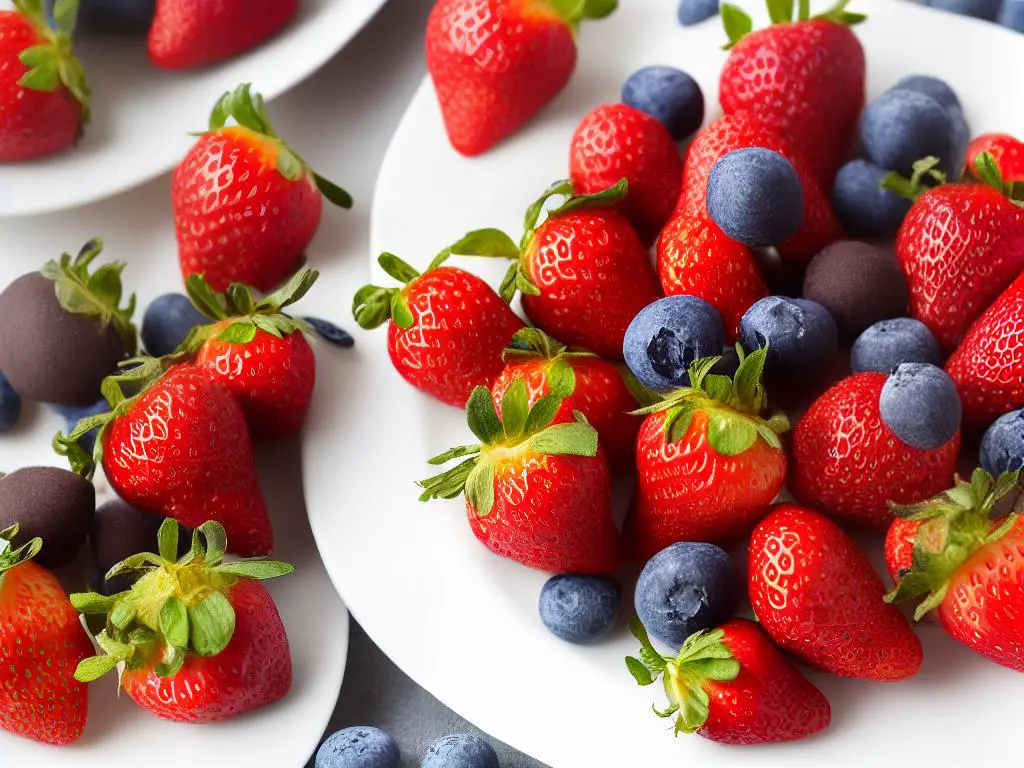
[
  {"xmin": 316, "ymin": 727, "xmax": 401, "ymax": 768},
  {"xmin": 677, "ymin": 0, "xmax": 720, "ymax": 25},
  {"xmin": 0, "ymin": 370, "xmax": 21, "ymax": 432},
  {"xmin": 49, "ymin": 0, "xmax": 156, "ymax": 33},
  {"xmin": 926, "ymin": 0, "xmax": 1001, "ymax": 20},
  {"xmin": 49, "ymin": 398, "xmax": 110, "ymax": 454},
  {"xmin": 980, "ymin": 410, "xmax": 1024, "ymax": 476},
  {"xmin": 141, "ymin": 293, "xmax": 209, "ymax": 357},
  {"xmin": 738, "ymin": 297, "xmax": 838, "ymax": 380},
  {"xmin": 622, "ymin": 66, "xmax": 704, "ymax": 141},
  {"xmin": 891, "ymin": 74, "xmax": 962, "ymax": 111},
  {"xmin": 1002, "ymin": 0, "xmax": 1024, "ymax": 32},
  {"xmin": 707, "ymin": 148, "xmax": 804, "ymax": 247},
  {"xmin": 635, "ymin": 542, "xmax": 740, "ymax": 650},
  {"xmin": 832, "ymin": 160, "xmax": 913, "ymax": 238},
  {"xmin": 538, "ymin": 574, "xmax": 620, "ymax": 644},
  {"xmin": 303, "ymin": 316, "xmax": 355, "ymax": 348},
  {"xmin": 709, "ymin": 346, "xmax": 741, "ymax": 378},
  {"xmin": 860, "ymin": 90, "xmax": 958, "ymax": 177},
  {"xmin": 879, "ymin": 363, "xmax": 961, "ymax": 450},
  {"xmin": 422, "ymin": 735, "xmax": 499, "ymax": 768},
  {"xmin": 851, "ymin": 318, "xmax": 942, "ymax": 373},
  {"xmin": 623, "ymin": 296, "xmax": 726, "ymax": 393}
]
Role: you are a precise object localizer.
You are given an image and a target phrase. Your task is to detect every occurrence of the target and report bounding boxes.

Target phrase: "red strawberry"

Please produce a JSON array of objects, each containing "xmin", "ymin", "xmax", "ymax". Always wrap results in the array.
[
  {"xmin": 73, "ymin": 519, "xmax": 293, "ymax": 721},
  {"xmin": 148, "ymin": 0, "xmax": 298, "ymax": 70},
  {"xmin": 749, "ymin": 503, "xmax": 923, "ymax": 681},
  {"xmin": 56, "ymin": 361, "xmax": 273, "ymax": 557},
  {"xmin": 964, "ymin": 133, "xmax": 1024, "ymax": 183},
  {"xmin": 419, "ymin": 384, "xmax": 620, "ymax": 573},
  {"xmin": 626, "ymin": 347, "xmax": 788, "ymax": 562},
  {"xmin": 354, "ymin": 253, "xmax": 525, "ymax": 408},
  {"xmin": 885, "ymin": 469, "xmax": 1024, "ymax": 672},
  {"xmin": 426, "ymin": 0, "xmax": 616, "ymax": 156},
  {"xmin": 884, "ymin": 517, "xmax": 918, "ymax": 583},
  {"xmin": 569, "ymin": 103, "xmax": 683, "ymax": 244},
  {"xmin": 791, "ymin": 372, "xmax": 961, "ymax": 528},
  {"xmin": 490, "ymin": 327, "xmax": 641, "ymax": 471},
  {"xmin": 718, "ymin": 0, "xmax": 866, "ymax": 185},
  {"xmin": 626, "ymin": 617, "xmax": 830, "ymax": 745},
  {"xmin": 173, "ymin": 84, "xmax": 352, "ymax": 293},
  {"xmin": 0, "ymin": 527, "xmax": 92, "ymax": 745}
]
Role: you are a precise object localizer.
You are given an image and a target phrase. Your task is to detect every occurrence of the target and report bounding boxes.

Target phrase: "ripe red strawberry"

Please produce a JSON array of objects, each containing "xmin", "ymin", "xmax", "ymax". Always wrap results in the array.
[
  {"xmin": 451, "ymin": 180, "xmax": 661, "ymax": 359},
  {"xmin": 419, "ymin": 383, "xmax": 620, "ymax": 573},
  {"xmin": 56, "ymin": 361, "xmax": 273, "ymax": 557},
  {"xmin": 173, "ymin": 83, "xmax": 352, "ymax": 293},
  {"xmin": 719, "ymin": 0, "xmax": 866, "ymax": 185},
  {"xmin": 73, "ymin": 519, "xmax": 293, "ymax": 721},
  {"xmin": 354, "ymin": 253, "xmax": 525, "ymax": 408},
  {"xmin": 791, "ymin": 372, "xmax": 961, "ymax": 528},
  {"xmin": 885, "ymin": 469, "xmax": 1024, "ymax": 672},
  {"xmin": 946, "ymin": 270, "xmax": 1024, "ymax": 427},
  {"xmin": 148, "ymin": 0, "xmax": 298, "ymax": 70},
  {"xmin": 490, "ymin": 327, "xmax": 641, "ymax": 472},
  {"xmin": 626, "ymin": 617, "xmax": 830, "ymax": 744},
  {"xmin": 964, "ymin": 133, "xmax": 1024, "ymax": 183},
  {"xmin": 884, "ymin": 517, "xmax": 917, "ymax": 583},
  {"xmin": 0, "ymin": 0, "xmax": 90, "ymax": 161},
  {"xmin": 749, "ymin": 503, "xmax": 923, "ymax": 681},
  {"xmin": 569, "ymin": 103, "xmax": 683, "ymax": 244},
  {"xmin": 0, "ymin": 526, "xmax": 92, "ymax": 745},
  {"xmin": 426, "ymin": 0, "xmax": 616, "ymax": 156},
  {"xmin": 626, "ymin": 347, "xmax": 789, "ymax": 562}
]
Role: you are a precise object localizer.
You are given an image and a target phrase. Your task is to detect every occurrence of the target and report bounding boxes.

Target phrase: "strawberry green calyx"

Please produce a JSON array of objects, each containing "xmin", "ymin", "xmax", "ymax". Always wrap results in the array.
[
  {"xmin": 625, "ymin": 616, "xmax": 740, "ymax": 736},
  {"xmin": 884, "ymin": 468, "xmax": 1022, "ymax": 620},
  {"xmin": 352, "ymin": 252, "xmax": 444, "ymax": 330},
  {"xmin": 204, "ymin": 83, "xmax": 353, "ymax": 209},
  {"xmin": 71, "ymin": 519, "xmax": 293, "ymax": 683},
  {"xmin": 0, "ymin": 525, "xmax": 42, "ymax": 584},
  {"xmin": 544, "ymin": 0, "xmax": 618, "ymax": 26},
  {"xmin": 418, "ymin": 381, "xmax": 598, "ymax": 517},
  {"xmin": 14, "ymin": 0, "xmax": 91, "ymax": 121},
  {"xmin": 721, "ymin": 0, "xmax": 865, "ymax": 49},
  {"xmin": 971, "ymin": 152, "xmax": 1024, "ymax": 205},
  {"xmin": 880, "ymin": 156, "xmax": 947, "ymax": 202},
  {"xmin": 503, "ymin": 326, "xmax": 595, "ymax": 366}
]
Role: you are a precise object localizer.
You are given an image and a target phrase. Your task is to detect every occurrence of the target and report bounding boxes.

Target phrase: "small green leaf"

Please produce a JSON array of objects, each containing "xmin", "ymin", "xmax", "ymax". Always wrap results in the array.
[
  {"xmin": 523, "ymin": 395, "xmax": 562, "ymax": 435},
  {"xmin": 500, "ymin": 379, "xmax": 530, "ymax": 440},
  {"xmin": 70, "ymin": 591, "xmax": 118, "ymax": 615},
  {"xmin": 216, "ymin": 321, "xmax": 259, "ymax": 345},
  {"xmin": 583, "ymin": 0, "xmax": 617, "ymax": 17},
  {"xmin": 160, "ymin": 598, "xmax": 189, "ymax": 649},
  {"xmin": 377, "ymin": 252, "xmax": 420, "ymax": 284},
  {"xmin": 158, "ymin": 520, "xmax": 180, "ymax": 563},
  {"xmin": 418, "ymin": 456, "xmax": 478, "ymax": 502},
  {"xmin": 188, "ymin": 592, "xmax": 236, "ymax": 657},
  {"xmin": 427, "ymin": 444, "xmax": 482, "ymax": 465},
  {"xmin": 528, "ymin": 422, "xmax": 598, "ymax": 457},
  {"xmin": 197, "ymin": 521, "xmax": 227, "ymax": 565},
  {"xmin": 18, "ymin": 59, "xmax": 60, "ymax": 92},
  {"xmin": 390, "ymin": 293, "xmax": 415, "ymax": 330},
  {"xmin": 215, "ymin": 561, "xmax": 295, "ymax": 580},
  {"xmin": 732, "ymin": 346, "xmax": 767, "ymax": 409},
  {"xmin": 74, "ymin": 654, "xmax": 122, "ymax": 683},
  {"xmin": 314, "ymin": 173, "xmax": 354, "ymax": 209},
  {"xmin": 523, "ymin": 180, "xmax": 573, "ymax": 235},
  {"xmin": 550, "ymin": 178, "xmax": 628, "ymax": 218},
  {"xmin": 466, "ymin": 386, "xmax": 504, "ymax": 444},
  {"xmin": 110, "ymin": 601, "xmax": 136, "ymax": 631},
  {"xmin": 352, "ymin": 283, "xmax": 393, "ymax": 328},
  {"xmin": 155, "ymin": 644, "xmax": 186, "ymax": 679},
  {"xmin": 626, "ymin": 656, "xmax": 655, "ymax": 686},
  {"xmin": 767, "ymin": 0, "xmax": 794, "ymax": 23},
  {"xmin": 465, "ymin": 462, "xmax": 496, "ymax": 517},
  {"xmin": 706, "ymin": 411, "xmax": 757, "ymax": 456},
  {"xmin": 446, "ymin": 229, "xmax": 521, "ymax": 260},
  {"xmin": 721, "ymin": 3, "xmax": 753, "ymax": 48},
  {"xmin": 498, "ymin": 264, "xmax": 519, "ymax": 304},
  {"xmin": 666, "ymin": 407, "xmax": 696, "ymax": 444},
  {"xmin": 703, "ymin": 375, "xmax": 733, "ymax": 403},
  {"xmin": 546, "ymin": 359, "xmax": 576, "ymax": 399},
  {"xmin": 515, "ymin": 270, "xmax": 541, "ymax": 297}
]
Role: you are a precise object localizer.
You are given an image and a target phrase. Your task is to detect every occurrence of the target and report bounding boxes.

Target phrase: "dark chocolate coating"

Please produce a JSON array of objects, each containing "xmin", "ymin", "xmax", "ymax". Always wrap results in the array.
[
  {"xmin": 0, "ymin": 272, "xmax": 129, "ymax": 405},
  {"xmin": 89, "ymin": 500, "xmax": 184, "ymax": 594}
]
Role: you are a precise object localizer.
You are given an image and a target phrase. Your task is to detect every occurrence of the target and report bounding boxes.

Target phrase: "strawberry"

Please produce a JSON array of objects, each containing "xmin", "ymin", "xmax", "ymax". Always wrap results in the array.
[
  {"xmin": 963, "ymin": 133, "xmax": 1024, "ymax": 183},
  {"xmin": 0, "ymin": 526, "xmax": 92, "ymax": 745},
  {"xmin": 353, "ymin": 253, "xmax": 525, "ymax": 408},
  {"xmin": 884, "ymin": 517, "xmax": 918, "ymax": 583},
  {"xmin": 426, "ymin": 0, "xmax": 616, "ymax": 156},
  {"xmin": 56, "ymin": 360, "xmax": 273, "ymax": 557},
  {"xmin": 173, "ymin": 84, "xmax": 352, "ymax": 293},
  {"xmin": 626, "ymin": 347, "xmax": 789, "ymax": 562},
  {"xmin": 791, "ymin": 372, "xmax": 961, "ymax": 528},
  {"xmin": 450, "ymin": 179, "xmax": 661, "ymax": 359},
  {"xmin": 0, "ymin": 0, "xmax": 89, "ymax": 161},
  {"xmin": 419, "ymin": 383, "xmax": 620, "ymax": 573},
  {"xmin": 569, "ymin": 103, "xmax": 683, "ymax": 244},
  {"xmin": 490, "ymin": 327, "xmax": 641, "ymax": 472},
  {"xmin": 73, "ymin": 519, "xmax": 294, "ymax": 721},
  {"xmin": 749, "ymin": 503, "xmax": 923, "ymax": 681},
  {"xmin": 885, "ymin": 469, "xmax": 1024, "ymax": 672},
  {"xmin": 148, "ymin": 0, "xmax": 298, "ymax": 70},
  {"xmin": 626, "ymin": 617, "xmax": 830, "ymax": 745},
  {"xmin": 718, "ymin": 0, "xmax": 866, "ymax": 185}
]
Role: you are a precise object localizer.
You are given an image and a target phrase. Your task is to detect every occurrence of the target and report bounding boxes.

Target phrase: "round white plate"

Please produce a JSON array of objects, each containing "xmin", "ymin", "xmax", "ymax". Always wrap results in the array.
[
  {"xmin": 0, "ymin": 0, "xmax": 390, "ymax": 218},
  {"xmin": 304, "ymin": 1, "xmax": 1024, "ymax": 767}
]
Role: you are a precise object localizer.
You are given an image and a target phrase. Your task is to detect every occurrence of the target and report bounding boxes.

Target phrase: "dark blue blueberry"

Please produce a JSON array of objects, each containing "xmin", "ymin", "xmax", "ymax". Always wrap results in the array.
[
  {"xmin": 316, "ymin": 727, "xmax": 401, "ymax": 768},
  {"xmin": 980, "ymin": 410, "xmax": 1024, "ymax": 476},
  {"xmin": 538, "ymin": 574, "xmax": 620, "ymax": 644},
  {"xmin": 47, "ymin": 0, "xmax": 156, "ymax": 33},
  {"xmin": 879, "ymin": 363, "xmax": 961, "ymax": 450},
  {"xmin": 635, "ymin": 542, "xmax": 739, "ymax": 650},
  {"xmin": 303, "ymin": 316, "xmax": 355, "ymax": 348},
  {"xmin": 891, "ymin": 74, "xmax": 962, "ymax": 111},
  {"xmin": 422, "ymin": 735, "xmax": 499, "ymax": 768},
  {"xmin": 832, "ymin": 159, "xmax": 913, "ymax": 238},
  {"xmin": 707, "ymin": 148, "xmax": 804, "ymax": 247},
  {"xmin": 738, "ymin": 297, "xmax": 838, "ymax": 380},
  {"xmin": 677, "ymin": 0, "xmax": 720, "ymax": 25},
  {"xmin": 926, "ymin": 0, "xmax": 1001, "ymax": 20},
  {"xmin": 1002, "ymin": 0, "xmax": 1024, "ymax": 31},
  {"xmin": 0, "ymin": 370, "xmax": 21, "ymax": 432},
  {"xmin": 49, "ymin": 398, "xmax": 109, "ymax": 454},
  {"xmin": 622, "ymin": 66, "xmax": 704, "ymax": 141},
  {"xmin": 851, "ymin": 318, "xmax": 942, "ymax": 373},
  {"xmin": 141, "ymin": 293, "xmax": 209, "ymax": 357},
  {"xmin": 860, "ymin": 90, "xmax": 959, "ymax": 177},
  {"xmin": 709, "ymin": 346, "xmax": 741, "ymax": 378},
  {"xmin": 623, "ymin": 296, "xmax": 726, "ymax": 393},
  {"xmin": 90, "ymin": 500, "xmax": 184, "ymax": 594}
]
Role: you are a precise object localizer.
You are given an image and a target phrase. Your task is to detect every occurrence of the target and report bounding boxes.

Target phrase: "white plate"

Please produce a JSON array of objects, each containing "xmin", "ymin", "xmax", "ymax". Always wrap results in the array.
[
  {"xmin": 304, "ymin": 2, "xmax": 1024, "ymax": 767},
  {"xmin": 0, "ymin": 0, "xmax": 390, "ymax": 218}
]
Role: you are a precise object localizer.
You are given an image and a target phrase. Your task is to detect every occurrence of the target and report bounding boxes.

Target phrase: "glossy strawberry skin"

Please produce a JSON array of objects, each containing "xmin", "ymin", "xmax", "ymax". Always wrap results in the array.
[
  {"xmin": 522, "ymin": 209, "xmax": 661, "ymax": 359},
  {"xmin": 626, "ymin": 409, "xmax": 786, "ymax": 562},
  {"xmin": 749, "ymin": 504, "xmax": 923, "ymax": 681},
  {"xmin": 0, "ymin": 561, "xmax": 92, "ymax": 745},
  {"xmin": 121, "ymin": 580, "xmax": 292, "ymax": 721},
  {"xmin": 173, "ymin": 126, "xmax": 323, "ymax": 293},
  {"xmin": 791, "ymin": 373, "xmax": 961, "ymax": 528},
  {"xmin": 570, "ymin": 103, "xmax": 683, "ymax": 244},
  {"xmin": 426, "ymin": 0, "xmax": 576, "ymax": 156},
  {"xmin": 387, "ymin": 267, "xmax": 525, "ymax": 407},
  {"xmin": 102, "ymin": 364, "xmax": 273, "ymax": 557},
  {"xmin": 148, "ymin": 0, "xmax": 299, "ymax": 69},
  {"xmin": 895, "ymin": 184, "xmax": 1024, "ymax": 353},
  {"xmin": 964, "ymin": 133, "xmax": 1024, "ymax": 182},
  {"xmin": 0, "ymin": 12, "xmax": 80, "ymax": 162},
  {"xmin": 884, "ymin": 517, "xmax": 919, "ymax": 583}
]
